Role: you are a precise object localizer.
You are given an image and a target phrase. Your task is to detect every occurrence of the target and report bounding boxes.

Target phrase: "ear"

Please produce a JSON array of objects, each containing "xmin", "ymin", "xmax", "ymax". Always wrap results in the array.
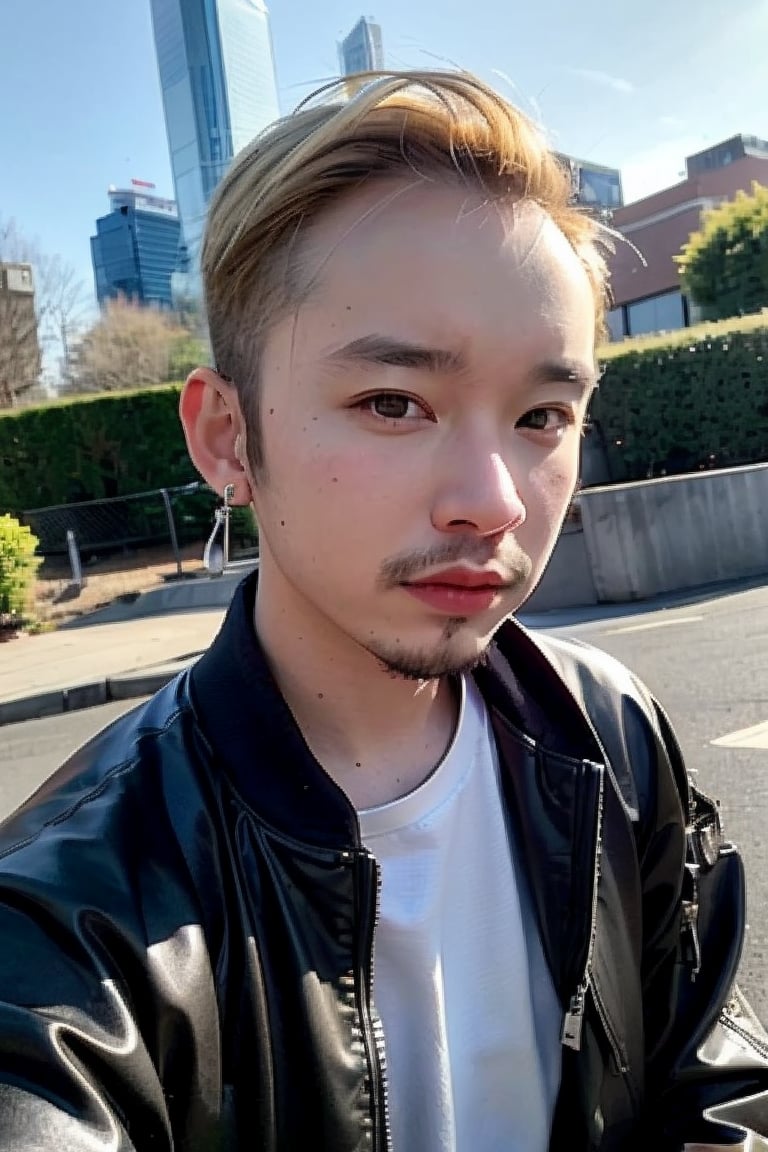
[{"xmin": 179, "ymin": 368, "xmax": 250, "ymax": 502}]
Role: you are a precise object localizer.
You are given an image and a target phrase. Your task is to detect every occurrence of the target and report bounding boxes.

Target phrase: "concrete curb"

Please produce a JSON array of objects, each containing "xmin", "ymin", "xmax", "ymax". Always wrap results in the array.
[
  {"xmin": 0, "ymin": 659, "xmax": 199, "ymax": 727},
  {"xmin": 63, "ymin": 561, "xmax": 257, "ymax": 629}
]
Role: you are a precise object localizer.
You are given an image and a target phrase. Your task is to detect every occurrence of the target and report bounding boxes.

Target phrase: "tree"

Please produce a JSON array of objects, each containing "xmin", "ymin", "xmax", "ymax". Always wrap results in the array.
[
  {"xmin": 67, "ymin": 296, "xmax": 206, "ymax": 394},
  {"xmin": 675, "ymin": 182, "xmax": 768, "ymax": 322},
  {"xmin": 36, "ymin": 254, "xmax": 91, "ymax": 388}
]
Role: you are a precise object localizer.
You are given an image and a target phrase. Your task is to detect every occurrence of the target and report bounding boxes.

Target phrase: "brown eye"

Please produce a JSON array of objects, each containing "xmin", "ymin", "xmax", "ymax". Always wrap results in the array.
[
  {"xmin": 372, "ymin": 394, "xmax": 415, "ymax": 419},
  {"xmin": 517, "ymin": 407, "xmax": 572, "ymax": 433},
  {"xmin": 357, "ymin": 393, "xmax": 429, "ymax": 421}
]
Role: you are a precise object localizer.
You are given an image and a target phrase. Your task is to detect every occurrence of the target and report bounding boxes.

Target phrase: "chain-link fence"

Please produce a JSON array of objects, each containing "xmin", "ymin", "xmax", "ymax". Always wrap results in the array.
[{"xmin": 21, "ymin": 483, "xmax": 258, "ymax": 577}]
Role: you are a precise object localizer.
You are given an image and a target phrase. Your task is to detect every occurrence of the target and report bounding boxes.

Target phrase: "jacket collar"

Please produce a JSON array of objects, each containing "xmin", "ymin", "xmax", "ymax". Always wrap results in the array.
[
  {"xmin": 190, "ymin": 570, "xmax": 361, "ymax": 849},
  {"xmin": 190, "ymin": 571, "xmax": 605, "ymax": 848}
]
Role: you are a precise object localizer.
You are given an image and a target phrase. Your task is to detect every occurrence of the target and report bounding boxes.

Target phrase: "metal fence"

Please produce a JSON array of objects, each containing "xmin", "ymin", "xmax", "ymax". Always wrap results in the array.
[{"xmin": 21, "ymin": 483, "xmax": 258, "ymax": 576}]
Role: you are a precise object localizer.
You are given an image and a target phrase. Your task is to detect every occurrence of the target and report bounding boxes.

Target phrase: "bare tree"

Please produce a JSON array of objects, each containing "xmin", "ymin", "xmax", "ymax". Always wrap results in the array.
[
  {"xmin": 67, "ymin": 296, "xmax": 186, "ymax": 394},
  {"xmin": 36, "ymin": 254, "xmax": 90, "ymax": 388}
]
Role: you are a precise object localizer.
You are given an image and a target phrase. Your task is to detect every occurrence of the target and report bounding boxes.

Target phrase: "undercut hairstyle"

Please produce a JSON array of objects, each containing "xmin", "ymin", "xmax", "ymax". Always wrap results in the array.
[{"xmin": 202, "ymin": 70, "xmax": 611, "ymax": 472}]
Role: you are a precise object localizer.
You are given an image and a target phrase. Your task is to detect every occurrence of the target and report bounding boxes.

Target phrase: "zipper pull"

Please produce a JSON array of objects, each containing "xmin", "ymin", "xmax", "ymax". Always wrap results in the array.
[
  {"xmin": 681, "ymin": 862, "xmax": 702, "ymax": 982},
  {"xmin": 561, "ymin": 984, "xmax": 588, "ymax": 1051}
]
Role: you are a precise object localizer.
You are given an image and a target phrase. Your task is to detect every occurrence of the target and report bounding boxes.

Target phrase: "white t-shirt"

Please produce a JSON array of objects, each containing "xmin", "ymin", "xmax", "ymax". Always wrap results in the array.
[{"xmin": 359, "ymin": 675, "xmax": 561, "ymax": 1152}]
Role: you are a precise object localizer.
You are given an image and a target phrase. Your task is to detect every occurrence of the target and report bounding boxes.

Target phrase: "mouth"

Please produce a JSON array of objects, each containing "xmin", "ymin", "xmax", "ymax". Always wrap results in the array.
[{"xmin": 401, "ymin": 569, "xmax": 510, "ymax": 615}]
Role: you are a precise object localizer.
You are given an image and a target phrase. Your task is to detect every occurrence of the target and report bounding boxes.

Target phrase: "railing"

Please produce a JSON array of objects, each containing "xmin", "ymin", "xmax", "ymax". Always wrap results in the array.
[{"xmin": 21, "ymin": 483, "xmax": 258, "ymax": 578}]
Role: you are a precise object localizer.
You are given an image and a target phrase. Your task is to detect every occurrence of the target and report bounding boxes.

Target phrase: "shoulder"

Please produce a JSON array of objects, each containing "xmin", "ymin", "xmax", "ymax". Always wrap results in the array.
[
  {"xmin": 496, "ymin": 620, "xmax": 678, "ymax": 824},
  {"xmin": 529, "ymin": 629, "xmax": 656, "ymax": 717},
  {"xmin": 0, "ymin": 675, "xmax": 224, "ymax": 1039},
  {"xmin": 0, "ymin": 673, "xmax": 202, "ymax": 871}
]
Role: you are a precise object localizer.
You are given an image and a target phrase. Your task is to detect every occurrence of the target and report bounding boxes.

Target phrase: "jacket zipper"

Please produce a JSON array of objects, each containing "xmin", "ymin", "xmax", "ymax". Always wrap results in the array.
[
  {"xmin": 718, "ymin": 1008, "xmax": 768, "ymax": 1062},
  {"xmin": 353, "ymin": 849, "xmax": 391, "ymax": 1152},
  {"xmin": 560, "ymin": 763, "xmax": 626, "ymax": 1073}
]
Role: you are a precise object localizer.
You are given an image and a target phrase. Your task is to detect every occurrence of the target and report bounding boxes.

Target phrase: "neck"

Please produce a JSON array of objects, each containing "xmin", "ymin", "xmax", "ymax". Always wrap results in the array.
[{"xmin": 253, "ymin": 560, "xmax": 459, "ymax": 809}]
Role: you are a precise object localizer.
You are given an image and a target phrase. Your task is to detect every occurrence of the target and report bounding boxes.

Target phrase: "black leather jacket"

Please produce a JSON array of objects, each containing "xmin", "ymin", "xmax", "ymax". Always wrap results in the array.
[{"xmin": 0, "ymin": 572, "xmax": 766, "ymax": 1151}]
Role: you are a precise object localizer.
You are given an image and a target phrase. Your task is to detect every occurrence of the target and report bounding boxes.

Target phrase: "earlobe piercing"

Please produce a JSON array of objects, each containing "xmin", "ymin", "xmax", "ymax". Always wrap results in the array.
[{"xmin": 203, "ymin": 483, "xmax": 236, "ymax": 576}]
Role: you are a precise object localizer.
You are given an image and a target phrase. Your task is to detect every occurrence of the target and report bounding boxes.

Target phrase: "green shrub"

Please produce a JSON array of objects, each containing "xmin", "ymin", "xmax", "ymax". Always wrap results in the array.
[{"xmin": 0, "ymin": 515, "xmax": 41, "ymax": 626}]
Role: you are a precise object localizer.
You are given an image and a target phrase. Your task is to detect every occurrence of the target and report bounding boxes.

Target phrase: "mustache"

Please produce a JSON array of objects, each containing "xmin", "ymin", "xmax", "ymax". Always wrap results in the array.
[{"xmin": 378, "ymin": 537, "xmax": 532, "ymax": 588}]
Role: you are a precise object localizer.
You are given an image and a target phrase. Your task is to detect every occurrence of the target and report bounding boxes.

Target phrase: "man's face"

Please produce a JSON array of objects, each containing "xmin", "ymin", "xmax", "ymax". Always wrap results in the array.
[{"xmin": 249, "ymin": 182, "xmax": 596, "ymax": 679}]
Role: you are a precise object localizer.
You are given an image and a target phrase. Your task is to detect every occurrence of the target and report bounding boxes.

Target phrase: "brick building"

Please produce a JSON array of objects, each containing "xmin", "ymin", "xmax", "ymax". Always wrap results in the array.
[{"xmin": 607, "ymin": 135, "xmax": 768, "ymax": 339}]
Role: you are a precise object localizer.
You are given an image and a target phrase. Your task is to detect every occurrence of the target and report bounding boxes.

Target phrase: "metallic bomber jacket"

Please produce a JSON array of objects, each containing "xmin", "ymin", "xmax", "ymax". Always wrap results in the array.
[{"xmin": 0, "ymin": 571, "xmax": 766, "ymax": 1151}]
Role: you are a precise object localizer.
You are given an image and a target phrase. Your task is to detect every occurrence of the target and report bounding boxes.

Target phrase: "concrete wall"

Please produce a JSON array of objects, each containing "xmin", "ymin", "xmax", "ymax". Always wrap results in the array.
[
  {"xmin": 524, "ymin": 522, "xmax": 597, "ymax": 612},
  {"xmin": 528, "ymin": 463, "xmax": 768, "ymax": 610}
]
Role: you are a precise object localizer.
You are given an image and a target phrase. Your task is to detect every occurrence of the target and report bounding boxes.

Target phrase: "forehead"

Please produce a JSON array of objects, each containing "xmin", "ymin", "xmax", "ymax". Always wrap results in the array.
[{"xmin": 293, "ymin": 181, "xmax": 596, "ymax": 364}]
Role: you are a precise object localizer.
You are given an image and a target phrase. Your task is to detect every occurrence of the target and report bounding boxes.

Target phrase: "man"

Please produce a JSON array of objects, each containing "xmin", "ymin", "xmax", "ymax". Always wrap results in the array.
[{"xmin": 0, "ymin": 71, "xmax": 766, "ymax": 1151}]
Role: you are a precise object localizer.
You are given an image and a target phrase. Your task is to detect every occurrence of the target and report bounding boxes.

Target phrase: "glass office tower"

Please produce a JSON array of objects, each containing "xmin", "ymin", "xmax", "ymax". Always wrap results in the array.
[
  {"xmin": 149, "ymin": 0, "xmax": 280, "ymax": 285},
  {"xmin": 91, "ymin": 187, "xmax": 182, "ymax": 308},
  {"xmin": 338, "ymin": 16, "xmax": 384, "ymax": 75}
]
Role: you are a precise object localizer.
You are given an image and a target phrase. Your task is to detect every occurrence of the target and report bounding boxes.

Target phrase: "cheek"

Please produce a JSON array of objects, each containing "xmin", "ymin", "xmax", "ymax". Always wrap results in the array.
[
  {"xmin": 524, "ymin": 453, "xmax": 578, "ymax": 524},
  {"xmin": 300, "ymin": 438, "xmax": 408, "ymax": 513},
  {"xmin": 257, "ymin": 434, "xmax": 405, "ymax": 550}
]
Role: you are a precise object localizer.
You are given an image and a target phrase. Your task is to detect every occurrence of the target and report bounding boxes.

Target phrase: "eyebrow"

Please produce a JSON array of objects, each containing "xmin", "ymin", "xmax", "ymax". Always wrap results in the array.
[
  {"xmin": 326, "ymin": 334, "xmax": 596, "ymax": 392},
  {"xmin": 326, "ymin": 335, "xmax": 466, "ymax": 374},
  {"xmin": 526, "ymin": 359, "xmax": 598, "ymax": 393}
]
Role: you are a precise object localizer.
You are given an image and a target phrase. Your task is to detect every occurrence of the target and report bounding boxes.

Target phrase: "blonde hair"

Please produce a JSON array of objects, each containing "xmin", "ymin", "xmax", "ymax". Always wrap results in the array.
[{"xmin": 202, "ymin": 70, "xmax": 610, "ymax": 469}]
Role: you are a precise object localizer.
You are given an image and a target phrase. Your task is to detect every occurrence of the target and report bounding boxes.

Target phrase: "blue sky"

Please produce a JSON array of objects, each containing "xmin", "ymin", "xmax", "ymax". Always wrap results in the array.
[{"xmin": 2, "ymin": 0, "xmax": 767, "ymax": 305}]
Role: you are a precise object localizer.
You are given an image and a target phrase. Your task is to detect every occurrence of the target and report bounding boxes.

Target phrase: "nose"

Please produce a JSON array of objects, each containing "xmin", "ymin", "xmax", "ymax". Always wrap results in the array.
[{"xmin": 431, "ymin": 446, "xmax": 527, "ymax": 537}]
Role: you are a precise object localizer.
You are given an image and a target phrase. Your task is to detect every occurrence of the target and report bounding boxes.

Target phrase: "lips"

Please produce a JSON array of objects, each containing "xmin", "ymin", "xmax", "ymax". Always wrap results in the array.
[
  {"xmin": 406, "ymin": 567, "xmax": 506, "ymax": 590},
  {"xmin": 402, "ymin": 568, "xmax": 508, "ymax": 615}
]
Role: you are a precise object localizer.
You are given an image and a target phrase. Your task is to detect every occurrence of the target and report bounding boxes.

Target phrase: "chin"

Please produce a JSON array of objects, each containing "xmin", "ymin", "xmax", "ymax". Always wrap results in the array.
[{"xmin": 366, "ymin": 621, "xmax": 497, "ymax": 682}]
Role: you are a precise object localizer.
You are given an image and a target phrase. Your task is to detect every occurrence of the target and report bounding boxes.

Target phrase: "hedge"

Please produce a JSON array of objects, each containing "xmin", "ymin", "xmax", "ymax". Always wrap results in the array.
[
  {"xmin": 0, "ymin": 385, "xmax": 257, "ymax": 555},
  {"xmin": 591, "ymin": 315, "xmax": 768, "ymax": 481},
  {"xmin": 0, "ymin": 385, "xmax": 190, "ymax": 513}
]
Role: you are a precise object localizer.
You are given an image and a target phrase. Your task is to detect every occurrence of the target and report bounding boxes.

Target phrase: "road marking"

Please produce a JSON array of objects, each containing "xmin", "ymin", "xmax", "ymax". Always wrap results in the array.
[
  {"xmin": 711, "ymin": 721, "xmax": 768, "ymax": 750},
  {"xmin": 602, "ymin": 615, "xmax": 704, "ymax": 636}
]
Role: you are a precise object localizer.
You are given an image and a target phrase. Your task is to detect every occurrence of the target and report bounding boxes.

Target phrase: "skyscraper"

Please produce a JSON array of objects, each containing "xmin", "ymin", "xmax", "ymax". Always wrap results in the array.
[
  {"xmin": 90, "ymin": 184, "xmax": 182, "ymax": 309},
  {"xmin": 338, "ymin": 16, "xmax": 384, "ymax": 76},
  {"xmin": 149, "ymin": 0, "xmax": 280, "ymax": 286}
]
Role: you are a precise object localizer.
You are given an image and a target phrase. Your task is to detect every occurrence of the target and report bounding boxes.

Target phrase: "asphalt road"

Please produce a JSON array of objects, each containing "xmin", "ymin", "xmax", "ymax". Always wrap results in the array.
[
  {"xmin": 553, "ymin": 582, "xmax": 768, "ymax": 1021},
  {"xmin": 1, "ymin": 582, "xmax": 767, "ymax": 1018},
  {"xmin": 0, "ymin": 698, "xmax": 145, "ymax": 817}
]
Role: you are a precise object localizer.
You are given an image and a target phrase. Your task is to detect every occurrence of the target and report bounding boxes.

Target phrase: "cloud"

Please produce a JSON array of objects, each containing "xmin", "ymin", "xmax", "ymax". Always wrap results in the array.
[{"xmin": 568, "ymin": 68, "xmax": 635, "ymax": 95}]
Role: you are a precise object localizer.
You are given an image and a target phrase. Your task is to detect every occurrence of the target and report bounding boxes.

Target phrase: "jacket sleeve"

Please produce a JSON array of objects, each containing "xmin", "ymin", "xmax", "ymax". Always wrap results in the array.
[
  {"xmin": 639, "ymin": 696, "xmax": 768, "ymax": 1149},
  {"xmin": 535, "ymin": 632, "xmax": 768, "ymax": 1148},
  {"xmin": 0, "ymin": 880, "xmax": 170, "ymax": 1149},
  {"xmin": 0, "ymin": 770, "xmax": 223, "ymax": 1152}
]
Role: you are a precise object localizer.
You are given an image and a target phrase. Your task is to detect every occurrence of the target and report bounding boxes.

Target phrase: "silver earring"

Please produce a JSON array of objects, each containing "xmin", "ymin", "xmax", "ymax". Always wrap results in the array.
[{"xmin": 203, "ymin": 483, "xmax": 235, "ymax": 576}]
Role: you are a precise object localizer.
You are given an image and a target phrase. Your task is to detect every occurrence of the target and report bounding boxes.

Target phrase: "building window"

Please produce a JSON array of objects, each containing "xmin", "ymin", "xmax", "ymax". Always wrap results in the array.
[
  {"xmin": 606, "ymin": 306, "xmax": 627, "ymax": 341},
  {"xmin": 626, "ymin": 289, "xmax": 686, "ymax": 337}
]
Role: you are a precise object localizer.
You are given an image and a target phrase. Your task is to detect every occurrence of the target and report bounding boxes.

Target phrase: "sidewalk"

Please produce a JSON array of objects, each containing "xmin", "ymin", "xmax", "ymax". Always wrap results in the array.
[
  {"xmin": 0, "ymin": 609, "xmax": 225, "ymax": 726},
  {"xmin": 0, "ymin": 564, "xmax": 256, "ymax": 727}
]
